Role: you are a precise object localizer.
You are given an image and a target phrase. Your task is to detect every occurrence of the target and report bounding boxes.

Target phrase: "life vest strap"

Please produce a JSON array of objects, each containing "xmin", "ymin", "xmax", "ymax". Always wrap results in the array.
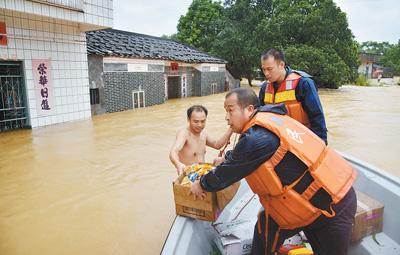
[
  {"xmin": 301, "ymin": 181, "xmax": 321, "ymax": 201},
  {"xmin": 320, "ymin": 204, "xmax": 336, "ymax": 218},
  {"xmin": 283, "ymin": 169, "xmax": 309, "ymax": 192},
  {"xmin": 257, "ymin": 211, "xmax": 262, "ymax": 234},
  {"xmin": 271, "ymin": 227, "xmax": 281, "ymax": 253},
  {"xmin": 266, "ymin": 145, "xmax": 288, "ymax": 169},
  {"xmin": 261, "ymin": 200, "xmax": 280, "ymax": 254},
  {"xmin": 264, "ymin": 204, "xmax": 270, "ymax": 255}
]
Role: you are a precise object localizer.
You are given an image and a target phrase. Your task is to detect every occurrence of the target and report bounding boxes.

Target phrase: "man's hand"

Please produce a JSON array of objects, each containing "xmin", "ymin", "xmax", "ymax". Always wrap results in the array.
[
  {"xmin": 213, "ymin": 156, "xmax": 225, "ymax": 166},
  {"xmin": 177, "ymin": 163, "xmax": 186, "ymax": 176},
  {"xmin": 189, "ymin": 180, "xmax": 206, "ymax": 200}
]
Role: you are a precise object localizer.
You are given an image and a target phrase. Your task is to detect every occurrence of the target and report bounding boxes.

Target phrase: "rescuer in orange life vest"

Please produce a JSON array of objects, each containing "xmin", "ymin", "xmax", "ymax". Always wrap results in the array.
[
  {"xmin": 259, "ymin": 48, "xmax": 327, "ymax": 144},
  {"xmin": 190, "ymin": 88, "xmax": 357, "ymax": 255}
]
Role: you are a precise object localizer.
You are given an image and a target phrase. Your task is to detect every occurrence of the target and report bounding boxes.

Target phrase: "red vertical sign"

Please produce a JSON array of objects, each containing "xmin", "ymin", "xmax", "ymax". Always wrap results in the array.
[
  {"xmin": 170, "ymin": 62, "xmax": 179, "ymax": 74},
  {"xmin": 0, "ymin": 22, "xmax": 7, "ymax": 46}
]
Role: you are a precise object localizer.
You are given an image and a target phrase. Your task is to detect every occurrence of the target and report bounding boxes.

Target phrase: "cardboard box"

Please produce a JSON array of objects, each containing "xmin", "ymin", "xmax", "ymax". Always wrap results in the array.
[
  {"xmin": 351, "ymin": 190, "xmax": 384, "ymax": 242},
  {"xmin": 213, "ymin": 218, "xmax": 256, "ymax": 255},
  {"xmin": 173, "ymin": 175, "xmax": 240, "ymax": 221}
]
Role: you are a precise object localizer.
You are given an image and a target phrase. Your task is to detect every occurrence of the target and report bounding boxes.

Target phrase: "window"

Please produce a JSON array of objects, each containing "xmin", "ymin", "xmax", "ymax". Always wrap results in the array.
[
  {"xmin": 104, "ymin": 63, "xmax": 128, "ymax": 72},
  {"xmin": 90, "ymin": 88, "xmax": 99, "ymax": 105},
  {"xmin": 132, "ymin": 90, "xmax": 145, "ymax": 109},
  {"xmin": 148, "ymin": 64, "xmax": 164, "ymax": 72},
  {"xmin": 202, "ymin": 66, "xmax": 211, "ymax": 72}
]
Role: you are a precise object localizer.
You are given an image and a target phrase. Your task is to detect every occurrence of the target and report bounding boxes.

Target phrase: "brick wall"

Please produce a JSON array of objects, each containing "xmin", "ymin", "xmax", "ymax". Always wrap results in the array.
[
  {"xmin": 192, "ymin": 69, "xmax": 202, "ymax": 96},
  {"xmin": 91, "ymin": 62, "xmax": 225, "ymax": 113},
  {"xmin": 102, "ymin": 72, "xmax": 164, "ymax": 113},
  {"xmin": 200, "ymin": 71, "xmax": 225, "ymax": 96}
]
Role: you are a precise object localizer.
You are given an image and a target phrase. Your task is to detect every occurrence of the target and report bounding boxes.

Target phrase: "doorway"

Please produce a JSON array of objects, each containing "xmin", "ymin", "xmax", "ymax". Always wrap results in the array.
[{"xmin": 167, "ymin": 76, "xmax": 180, "ymax": 99}]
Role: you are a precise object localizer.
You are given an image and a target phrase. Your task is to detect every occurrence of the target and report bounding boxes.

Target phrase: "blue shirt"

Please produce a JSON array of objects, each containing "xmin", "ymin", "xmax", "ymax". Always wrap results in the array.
[
  {"xmin": 258, "ymin": 67, "xmax": 328, "ymax": 144},
  {"xmin": 200, "ymin": 104, "xmax": 332, "ymax": 210}
]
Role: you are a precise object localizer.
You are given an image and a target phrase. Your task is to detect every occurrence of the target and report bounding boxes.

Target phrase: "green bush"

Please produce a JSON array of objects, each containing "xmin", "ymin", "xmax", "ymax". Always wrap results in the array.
[
  {"xmin": 354, "ymin": 75, "xmax": 370, "ymax": 86},
  {"xmin": 285, "ymin": 45, "xmax": 350, "ymax": 89}
]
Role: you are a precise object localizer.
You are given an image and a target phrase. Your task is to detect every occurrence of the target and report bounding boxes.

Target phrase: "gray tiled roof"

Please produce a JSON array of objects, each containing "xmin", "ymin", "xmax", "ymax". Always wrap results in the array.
[{"xmin": 86, "ymin": 29, "xmax": 226, "ymax": 64}]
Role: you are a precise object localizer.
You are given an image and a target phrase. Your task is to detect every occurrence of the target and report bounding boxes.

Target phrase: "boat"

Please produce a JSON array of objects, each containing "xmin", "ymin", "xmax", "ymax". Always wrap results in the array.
[{"xmin": 161, "ymin": 153, "xmax": 400, "ymax": 255}]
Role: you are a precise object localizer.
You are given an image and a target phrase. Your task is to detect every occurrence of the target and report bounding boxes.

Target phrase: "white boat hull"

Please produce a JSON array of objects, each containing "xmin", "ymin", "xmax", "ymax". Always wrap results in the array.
[{"xmin": 161, "ymin": 154, "xmax": 400, "ymax": 255}]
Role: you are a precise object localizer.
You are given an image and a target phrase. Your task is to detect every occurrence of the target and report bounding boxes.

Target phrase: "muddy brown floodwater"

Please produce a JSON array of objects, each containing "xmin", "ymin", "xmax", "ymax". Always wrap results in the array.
[{"xmin": 0, "ymin": 85, "xmax": 399, "ymax": 255}]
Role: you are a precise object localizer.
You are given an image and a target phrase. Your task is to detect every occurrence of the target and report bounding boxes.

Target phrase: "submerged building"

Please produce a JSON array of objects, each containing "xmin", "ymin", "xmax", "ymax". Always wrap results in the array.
[{"xmin": 86, "ymin": 29, "xmax": 238, "ymax": 115}]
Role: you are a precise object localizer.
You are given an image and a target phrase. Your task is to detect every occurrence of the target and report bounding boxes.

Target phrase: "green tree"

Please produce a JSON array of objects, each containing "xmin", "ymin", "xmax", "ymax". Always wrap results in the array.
[
  {"xmin": 359, "ymin": 41, "xmax": 392, "ymax": 55},
  {"xmin": 212, "ymin": 0, "xmax": 263, "ymax": 86},
  {"xmin": 255, "ymin": 0, "xmax": 359, "ymax": 87},
  {"xmin": 161, "ymin": 33, "xmax": 179, "ymax": 41},
  {"xmin": 285, "ymin": 45, "xmax": 350, "ymax": 88},
  {"xmin": 381, "ymin": 42, "xmax": 400, "ymax": 74},
  {"xmin": 177, "ymin": 0, "xmax": 359, "ymax": 88},
  {"xmin": 176, "ymin": 0, "xmax": 223, "ymax": 53}
]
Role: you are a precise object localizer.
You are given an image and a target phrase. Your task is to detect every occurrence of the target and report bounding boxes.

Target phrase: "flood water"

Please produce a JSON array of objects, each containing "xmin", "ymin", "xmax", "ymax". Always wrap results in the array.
[{"xmin": 0, "ymin": 85, "xmax": 399, "ymax": 255}]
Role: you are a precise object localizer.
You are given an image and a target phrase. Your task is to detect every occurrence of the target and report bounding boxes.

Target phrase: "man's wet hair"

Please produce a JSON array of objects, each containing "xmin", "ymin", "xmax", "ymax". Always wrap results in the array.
[
  {"xmin": 261, "ymin": 48, "xmax": 285, "ymax": 63},
  {"xmin": 226, "ymin": 88, "xmax": 260, "ymax": 109},
  {"xmin": 187, "ymin": 105, "xmax": 208, "ymax": 119}
]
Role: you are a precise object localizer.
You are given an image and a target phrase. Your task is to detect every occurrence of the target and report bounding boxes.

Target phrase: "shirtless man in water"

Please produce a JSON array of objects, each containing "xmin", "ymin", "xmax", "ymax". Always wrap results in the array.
[{"xmin": 169, "ymin": 105, "xmax": 232, "ymax": 175}]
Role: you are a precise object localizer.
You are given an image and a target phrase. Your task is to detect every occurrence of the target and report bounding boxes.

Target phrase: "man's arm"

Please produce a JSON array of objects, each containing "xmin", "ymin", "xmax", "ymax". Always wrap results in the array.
[
  {"xmin": 206, "ymin": 128, "xmax": 233, "ymax": 150},
  {"xmin": 200, "ymin": 126, "xmax": 280, "ymax": 192},
  {"xmin": 258, "ymin": 82, "xmax": 267, "ymax": 106},
  {"xmin": 296, "ymin": 78, "xmax": 328, "ymax": 144},
  {"xmin": 169, "ymin": 129, "xmax": 187, "ymax": 175}
]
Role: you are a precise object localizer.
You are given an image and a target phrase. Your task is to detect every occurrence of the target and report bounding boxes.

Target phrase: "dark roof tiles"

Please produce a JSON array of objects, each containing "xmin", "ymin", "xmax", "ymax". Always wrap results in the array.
[{"xmin": 86, "ymin": 29, "xmax": 226, "ymax": 64}]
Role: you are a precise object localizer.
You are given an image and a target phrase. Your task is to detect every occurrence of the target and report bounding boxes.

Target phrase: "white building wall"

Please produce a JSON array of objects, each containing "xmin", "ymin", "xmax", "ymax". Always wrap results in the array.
[
  {"xmin": 0, "ymin": 9, "xmax": 91, "ymax": 128},
  {"xmin": 0, "ymin": 0, "xmax": 112, "ymax": 128},
  {"xmin": 358, "ymin": 62, "xmax": 373, "ymax": 77},
  {"xmin": 1, "ymin": 0, "xmax": 113, "ymax": 30}
]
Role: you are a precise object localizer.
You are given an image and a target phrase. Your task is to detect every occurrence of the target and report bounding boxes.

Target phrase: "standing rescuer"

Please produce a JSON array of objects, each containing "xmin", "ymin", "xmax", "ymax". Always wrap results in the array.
[
  {"xmin": 190, "ymin": 88, "xmax": 357, "ymax": 255},
  {"xmin": 259, "ymin": 48, "xmax": 328, "ymax": 144}
]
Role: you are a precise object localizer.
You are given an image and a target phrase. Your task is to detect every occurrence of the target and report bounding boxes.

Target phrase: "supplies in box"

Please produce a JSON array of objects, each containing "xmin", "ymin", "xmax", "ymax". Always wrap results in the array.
[{"xmin": 173, "ymin": 163, "xmax": 240, "ymax": 221}]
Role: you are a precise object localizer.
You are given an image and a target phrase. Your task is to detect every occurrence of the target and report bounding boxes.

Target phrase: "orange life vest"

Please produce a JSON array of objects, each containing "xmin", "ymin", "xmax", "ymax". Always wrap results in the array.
[
  {"xmin": 263, "ymin": 73, "xmax": 310, "ymax": 128},
  {"xmin": 242, "ymin": 112, "xmax": 356, "ymax": 252}
]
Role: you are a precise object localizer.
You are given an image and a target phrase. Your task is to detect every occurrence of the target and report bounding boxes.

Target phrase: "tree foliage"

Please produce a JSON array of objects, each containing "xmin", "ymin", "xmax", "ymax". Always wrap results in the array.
[
  {"xmin": 176, "ymin": 0, "xmax": 223, "ymax": 53},
  {"xmin": 176, "ymin": 0, "xmax": 360, "ymax": 88},
  {"xmin": 380, "ymin": 43, "xmax": 400, "ymax": 74},
  {"xmin": 255, "ymin": 0, "xmax": 359, "ymax": 87},
  {"xmin": 161, "ymin": 33, "xmax": 179, "ymax": 41},
  {"xmin": 359, "ymin": 41, "xmax": 392, "ymax": 55},
  {"xmin": 211, "ymin": 0, "xmax": 263, "ymax": 85},
  {"xmin": 285, "ymin": 45, "xmax": 350, "ymax": 88}
]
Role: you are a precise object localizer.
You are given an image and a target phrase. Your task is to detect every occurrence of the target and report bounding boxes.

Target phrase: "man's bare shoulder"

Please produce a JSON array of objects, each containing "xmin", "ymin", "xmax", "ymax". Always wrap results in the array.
[{"xmin": 176, "ymin": 127, "xmax": 189, "ymax": 138}]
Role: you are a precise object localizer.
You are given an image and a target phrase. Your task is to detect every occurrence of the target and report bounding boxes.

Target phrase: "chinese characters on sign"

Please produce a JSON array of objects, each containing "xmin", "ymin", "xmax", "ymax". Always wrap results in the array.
[{"xmin": 33, "ymin": 60, "xmax": 54, "ymax": 116}]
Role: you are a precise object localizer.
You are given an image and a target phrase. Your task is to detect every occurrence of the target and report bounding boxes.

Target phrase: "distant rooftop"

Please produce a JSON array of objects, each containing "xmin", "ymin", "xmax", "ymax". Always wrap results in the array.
[
  {"xmin": 86, "ymin": 29, "xmax": 226, "ymax": 64},
  {"xmin": 359, "ymin": 52, "xmax": 382, "ymax": 63}
]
